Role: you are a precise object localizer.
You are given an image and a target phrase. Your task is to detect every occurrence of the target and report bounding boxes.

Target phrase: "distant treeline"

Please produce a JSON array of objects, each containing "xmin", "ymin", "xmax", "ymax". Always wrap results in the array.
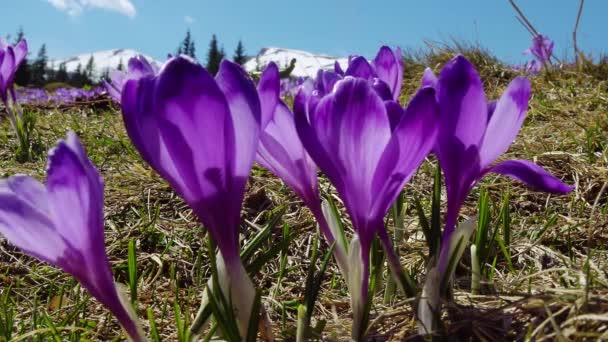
[{"xmin": 6, "ymin": 27, "xmax": 251, "ymax": 89}]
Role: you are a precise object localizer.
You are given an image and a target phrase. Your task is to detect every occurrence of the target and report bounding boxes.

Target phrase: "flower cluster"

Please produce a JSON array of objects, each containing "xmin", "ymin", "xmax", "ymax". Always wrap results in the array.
[{"xmin": 15, "ymin": 86, "xmax": 105, "ymax": 105}]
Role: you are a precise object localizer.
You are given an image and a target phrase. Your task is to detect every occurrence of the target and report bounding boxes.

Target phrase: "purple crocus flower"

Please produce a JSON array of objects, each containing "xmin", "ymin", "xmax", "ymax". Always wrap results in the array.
[
  {"xmin": 294, "ymin": 77, "xmax": 438, "ymax": 338},
  {"xmin": 0, "ymin": 132, "xmax": 143, "ymax": 341},
  {"xmin": 424, "ymin": 56, "xmax": 572, "ymax": 278},
  {"xmin": 345, "ymin": 46, "xmax": 403, "ymax": 101},
  {"xmin": 525, "ymin": 34, "xmax": 554, "ymax": 65},
  {"xmin": 120, "ymin": 56, "xmax": 260, "ymax": 336},
  {"xmin": 256, "ymin": 62, "xmax": 348, "ymax": 271},
  {"xmin": 0, "ymin": 39, "xmax": 27, "ymax": 104},
  {"xmin": 104, "ymin": 55, "xmax": 158, "ymax": 103}
]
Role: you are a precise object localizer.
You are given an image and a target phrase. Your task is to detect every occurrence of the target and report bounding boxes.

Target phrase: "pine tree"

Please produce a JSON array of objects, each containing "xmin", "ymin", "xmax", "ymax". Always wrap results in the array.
[
  {"xmin": 13, "ymin": 27, "xmax": 30, "ymax": 86},
  {"xmin": 233, "ymin": 40, "xmax": 247, "ymax": 65},
  {"xmin": 31, "ymin": 44, "xmax": 48, "ymax": 86},
  {"xmin": 117, "ymin": 58, "xmax": 125, "ymax": 71},
  {"xmin": 177, "ymin": 30, "xmax": 196, "ymax": 58},
  {"xmin": 206, "ymin": 34, "xmax": 222, "ymax": 75},
  {"xmin": 85, "ymin": 55, "xmax": 95, "ymax": 80},
  {"xmin": 71, "ymin": 63, "xmax": 84, "ymax": 87},
  {"xmin": 56, "ymin": 62, "xmax": 69, "ymax": 83},
  {"xmin": 46, "ymin": 62, "xmax": 56, "ymax": 82},
  {"xmin": 188, "ymin": 38, "xmax": 196, "ymax": 59},
  {"xmin": 101, "ymin": 68, "xmax": 110, "ymax": 82}
]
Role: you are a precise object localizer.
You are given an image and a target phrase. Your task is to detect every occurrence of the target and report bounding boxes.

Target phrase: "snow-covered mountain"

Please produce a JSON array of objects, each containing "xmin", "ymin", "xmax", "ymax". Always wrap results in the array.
[
  {"xmin": 47, "ymin": 49, "xmax": 160, "ymax": 80},
  {"xmin": 243, "ymin": 47, "xmax": 348, "ymax": 78},
  {"xmin": 48, "ymin": 47, "xmax": 348, "ymax": 80}
]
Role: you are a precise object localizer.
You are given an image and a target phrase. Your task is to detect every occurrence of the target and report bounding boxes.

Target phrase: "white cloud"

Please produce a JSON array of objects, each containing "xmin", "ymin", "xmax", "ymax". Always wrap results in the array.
[
  {"xmin": 184, "ymin": 15, "xmax": 195, "ymax": 24},
  {"xmin": 44, "ymin": 0, "xmax": 136, "ymax": 18}
]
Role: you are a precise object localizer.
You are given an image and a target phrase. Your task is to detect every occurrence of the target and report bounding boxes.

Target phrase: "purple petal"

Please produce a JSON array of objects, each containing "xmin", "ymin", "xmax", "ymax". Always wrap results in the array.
[
  {"xmin": 46, "ymin": 133, "xmax": 106, "ymax": 259},
  {"xmin": 371, "ymin": 78, "xmax": 393, "ymax": 101},
  {"xmin": 479, "ymin": 77, "xmax": 530, "ymax": 167},
  {"xmin": 315, "ymin": 69, "xmax": 342, "ymax": 96},
  {"xmin": 486, "ymin": 159, "xmax": 573, "ymax": 193},
  {"xmin": 435, "ymin": 56, "xmax": 488, "ymax": 213},
  {"xmin": 334, "ymin": 60, "xmax": 345, "ymax": 75},
  {"xmin": 257, "ymin": 62, "xmax": 280, "ymax": 128},
  {"xmin": 0, "ymin": 176, "xmax": 65, "ymax": 264},
  {"xmin": 0, "ymin": 47, "xmax": 15, "ymax": 99},
  {"xmin": 345, "ymin": 56, "xmax": 375, "ymax": 80},
  {"xmin": 107, "ymin": 56, "xmax": 157, "ymax": 103},
  {"xmin": 123, "ymin": 56, "xmax": 260, "ymax": 262},
  {"xmin": 421, "ymin": 67, "xmax": 438, "ymax": 89},
  {"xmin": 215, "ymin": 60, "xmax": 261, "ymax": 198},
  {"xmin": 437, "ymin": 55, "xmax": 488, "ymax": 151},
  {"xmin": 294, "ymin": 95, "xmax": 343, "ymax": 194},
  {"xmin": 372, "ymin": 46, "xmax": 403, "ymax": 100},
  {"xmin": 302, "ymin": 78, "xmax": 392, "ymax": 231},
  {"xmin": 105, "ymin": 70, "xmax": 126, "ymax": 102},
  {"xmin": 371, "ymin": 87, "xmax": 438, "ymax": 218},
  {"xmin": 257, "ymin": 101, "xmax": 318, "ymax": 205},
  {"xmin": 128, "ymin": 55, "xmax": 158, "ymax": 76},
  {"xmin": 13, "ymin": 39, "xmax": 28, "ymax": 67},
  {"xmin": 385, "ymin": 100, "xmax": 404, "ymax": 132},
  {"xmin": 0, "ymin": 133, "xmax": 143, "ymax": 341}
]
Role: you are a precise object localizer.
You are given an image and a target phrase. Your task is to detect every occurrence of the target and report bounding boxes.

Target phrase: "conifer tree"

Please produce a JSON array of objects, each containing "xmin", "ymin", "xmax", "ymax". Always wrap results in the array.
[
  {"xmin": 31, "ymin": 44, "xmax": 48, "ymax": 86},
  {"xmin": 206, "ymin": 34, "xmax": 223, "ymax": 75},
  {"xmin": 233, "ymin": 40, "xmax": 247, "ymax": 65},
  {"xmin": 85, "ymin": 55, "xmax": 95, "ymax": 80},
  {"xmin": 56, "ymin": 63, "xmax": 69, "ymax": 83},
  {"xmin": 177, "ymin": 30, "xmax": 196, "ymax": 58}
]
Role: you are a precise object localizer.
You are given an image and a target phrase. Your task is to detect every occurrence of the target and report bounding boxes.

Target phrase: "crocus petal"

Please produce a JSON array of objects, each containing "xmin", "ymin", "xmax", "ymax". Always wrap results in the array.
[
  {"xmin": 0, "ymin": 176, "xmax": 66, "ymax": 264},
  {"xmin": 257, "ymin": 101, "xmax": 317, "ymax": 204},
  {"xmin": 215, "ymin": 60, "xmax": 261, "ymax": 184},
  {"xmin": 345, "ymin": 56, "xmax": 375, "ymax": 80},
  {"xmin": 334, "ymin": 60, "xmax": 345, "ymax": 75},
  {"xmin": 371, "ymin": 87, "xmax": 438, "ymax": 219},
  {"xmin": 371, "ymin": 78, "xmax": 393, "ymax": 101},
  {"xmin": 46, "ymin": 132, "xmax": 106, "ymax": 266},
  {"xmin": 13, "ymin": 39, "xmax": 28, "ymax": 67},
  {"xmin": 106, "ymin": 56, "xmax": 157, "ymax": 104},
  {"xmin": 479, "ymin": 77, "xmax": 531, "ymax": 167},
  {"xmin": 104, "ymin": 70, "xmax": 126, "ymax": 102},
  {"xmin": 385, "ymin": 100, "xmax": 404, "ymax": 132},
  {"xmin": 435, "ymin": 55, "xmax": 487, "ymax": 221},
  {"xmin": 373, "ymin": 46, "xmax": 403, "ymax": 100},
  {"xmin": 257, "ymin": 62, "xmax": 280, "ymax": 128},
  {"xmin": 437, "ymin": 55, "xmax": 488, "ymax": 151},
  {"xmin": 307, "ymin": 78, "xmax": 392, "ymax": 230},
  {"xmin": 128, "ymin": 55, "xmax": 158, "ymax": 76},
  {"xmin": 486, "ymin": 159, "xmax": 574, "ymax": 193},
  {"xmin": 0, "ymin": 48, "xmax": 15, "ymax": 99},
  {"xmin": 421, "ymin": 67, "xmax": 438, "ymax": 89},
  {"xmin": 315, "ymin": 69, "xmax": 342, "ymax": 96},
  {"xmin": 124, "ymin": 56, "xmax": 244, "ymax": 258},
  {"xmin": 0, "ymin": 133, "xmax": 143, "ymax": 341}
]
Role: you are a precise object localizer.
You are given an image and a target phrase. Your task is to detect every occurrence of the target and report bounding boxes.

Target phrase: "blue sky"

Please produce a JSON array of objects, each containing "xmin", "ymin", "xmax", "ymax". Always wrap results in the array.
[{"xmin": 1, "ymin": 0, "xmax": 607, "ymax": 64}]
